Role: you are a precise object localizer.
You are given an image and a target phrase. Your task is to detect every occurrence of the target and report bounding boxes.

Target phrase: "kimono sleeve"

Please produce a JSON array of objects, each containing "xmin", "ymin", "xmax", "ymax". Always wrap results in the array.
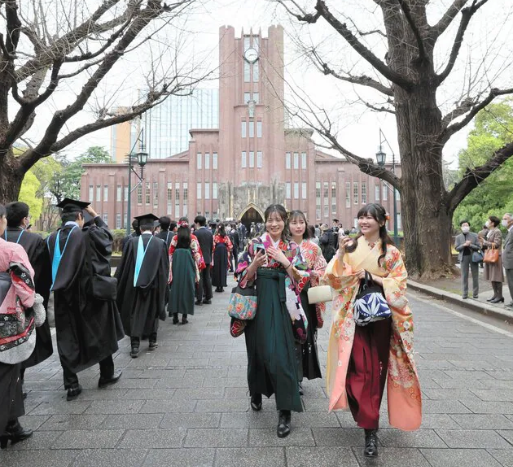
[
  {"xmin": 9, "ymin": 245, "xmax": 35, "ymax": 309},
  {"xmin": 382, "ymin": 246, "xmax": 409, "ymax": 309},
  {"xmin": 226, "ymin": 236, "xmax": 233, "ymax": 252},
  {"xmin": 235, "ymin": 239, "xmax": 257, "ymax": 288},
  {"xmin": 191, "ymin": 236, "xmax": 206, "ymax": 271},
  {"xmin": 324, "ymin": 253, "xmax": 359, "ymax": 293}
]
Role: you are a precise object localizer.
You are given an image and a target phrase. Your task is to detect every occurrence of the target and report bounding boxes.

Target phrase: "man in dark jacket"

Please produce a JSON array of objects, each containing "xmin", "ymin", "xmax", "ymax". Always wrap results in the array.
[
  {"xmin": 194, "ymin": 215, "xmax": 213, "ymax": 305},
  {"xmin": 47, "ymin": 199, "xmax": 124, "ymax": 401}
]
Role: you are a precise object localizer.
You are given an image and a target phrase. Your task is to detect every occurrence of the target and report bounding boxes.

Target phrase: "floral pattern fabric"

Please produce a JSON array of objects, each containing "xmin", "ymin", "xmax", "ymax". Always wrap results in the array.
[
  {"xmin": 324, "ymin": 239, "xmax": 422, "ymax": 431},
  {"xmin": 298, "ymin": 239, "xmax": 328, "ymax": 328}
]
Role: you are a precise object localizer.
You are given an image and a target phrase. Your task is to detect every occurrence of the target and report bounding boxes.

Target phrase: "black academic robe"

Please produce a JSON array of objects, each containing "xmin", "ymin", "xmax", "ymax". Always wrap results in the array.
[
  {"xmin": 115, "ymin": 233, "xmax": 169, "ymax": 338},
  {"xmin": 47, "ymin": 218, "xmax": 124, "ymax": 374},
  {"xmin": 4, "ymin": 227, "xmax": 53, "ymax": 367},
  {"xmin": 122, "ymin": 232, "xmax": 139, "ymax": 252},
  {"xmin": 155, "ymin": 230, "xmax": 173, "ymax": 251}
]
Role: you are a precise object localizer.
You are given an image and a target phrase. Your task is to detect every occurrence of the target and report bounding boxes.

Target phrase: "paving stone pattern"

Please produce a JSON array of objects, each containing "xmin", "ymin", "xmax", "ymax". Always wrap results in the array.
[{"xmin": 2, "ymin": 277, "xmax": 513, "ymax": 466}]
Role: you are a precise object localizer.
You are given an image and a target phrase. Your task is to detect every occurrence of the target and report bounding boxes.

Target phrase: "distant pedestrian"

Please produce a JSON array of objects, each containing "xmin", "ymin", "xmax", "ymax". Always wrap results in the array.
[
  {"xmin": 480, "ymin": 216, "xmax": 504, "ymax": 304},
  {"xmin": 454, "ymin": 220, "xmax": 480, "ymax": 299},
  {"xmin": 122, "ymin": 219, "xmax": 140, "ymax": 252},
  {"xmin": 503, "ymin": 213, "xmax": 513, "ymax": 309},
  {"xmin": 319, "ymin": 224, "xmax": 336, "ymax": 263},
  {"xmin": 228, "ymin": 223, "xmax": 240, "ymax": 271},
  {"xmin": 194, "ymin": 216, "xmax": 213, "ymax": 305},
  {"xmin": 168, "ymin": 219, "xmax": 202, "ymax": 325},
  {"xmin": 324, "ymin": 203, "xmax": 421, "ymax": 458},
  {"xmin": 155, "ymin": 216, "xmax": 174, "ymax": 250},
  {"xmin": 236, "ymin": 204, "xmax": 307, "ymax": 439},
  {"xmin": 116, "ymin": 213, "xmax": 169, "ymax": 358},
  {"xmin": 212, "ymin": 224, "xmax": 233, "ymax": 292}
]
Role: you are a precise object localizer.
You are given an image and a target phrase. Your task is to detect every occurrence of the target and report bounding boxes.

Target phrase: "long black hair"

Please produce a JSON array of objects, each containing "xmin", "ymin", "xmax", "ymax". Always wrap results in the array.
[
  {"xmin": 176, "ymin": 217, "xmax": 191, "ymax": 249},
  {"xmin": 288, "ymin": 210, "xmax": 310, "ymax": 240},
  {"xmin": 346, "ymin": 203, "xmax": 394, "ymax": 267},
  {"xmin": 217, "ymin": 223, "xmax": 226, "ymax": 238},
  {"xmin": 264, "ymin": 204, "xmax": 289, "ymax": 243}
]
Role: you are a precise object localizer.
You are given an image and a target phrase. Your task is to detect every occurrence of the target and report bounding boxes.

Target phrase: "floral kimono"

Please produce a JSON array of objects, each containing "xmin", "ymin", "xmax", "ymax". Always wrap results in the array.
[
  {"xmin": 324, "ymin": 239, "xmax": 422, "ymax": 431},
  {"xmin": 296, "ymin": 239, "xmax": 327, "ymax": 381},
  {"xmin": 168, "ymin": 233, "xmax": 205, "ymax": 283},
  {"xmin": 236, "ymin": 232, "xmax": 307, "ymax": 412}
]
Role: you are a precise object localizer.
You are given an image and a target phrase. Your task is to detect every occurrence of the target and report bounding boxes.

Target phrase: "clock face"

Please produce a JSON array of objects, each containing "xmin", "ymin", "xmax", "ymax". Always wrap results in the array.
[{"xmin": 244, "ymin": 48, "xmax": 258, "ymax": 63}]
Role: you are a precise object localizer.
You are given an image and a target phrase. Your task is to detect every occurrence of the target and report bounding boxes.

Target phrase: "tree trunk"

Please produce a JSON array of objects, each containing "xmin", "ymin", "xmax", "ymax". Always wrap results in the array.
[
  {"xmin": 0, "ymin": 154, "xmax": 23, "ymax": 205},
  {"xmin": 395, "ymin": 83, "xmax": 454, "ymax": 279}
]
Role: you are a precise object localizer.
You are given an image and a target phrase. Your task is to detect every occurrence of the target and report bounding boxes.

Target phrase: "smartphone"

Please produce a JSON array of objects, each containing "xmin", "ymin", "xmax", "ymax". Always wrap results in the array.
[{"xmin": 254, "ymin": 244, "xmax": 268, "ymax": 266}]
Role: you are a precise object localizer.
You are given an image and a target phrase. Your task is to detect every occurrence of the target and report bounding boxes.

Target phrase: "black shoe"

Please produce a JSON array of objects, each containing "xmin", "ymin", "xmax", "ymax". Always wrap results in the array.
[
  {"xmin": 1, "ymin": 420, "xmax": 33, "ymax": 449},
  {"xmin": 66, "ymin": 384, "xmax": 82, "ymax": 401},
  {"xmin": 277, "ymin": 410, "xmax": 291, "ymax": 438},
  {"xmin": 364, "ymin": 429, "xmax": 378, "ymax": 458},
  {"xmin": 98, "ymin": 370, "xmax": 122, "ymax": 388},
  {"xmin": 172, "ymin": 313, "xmax": 179, "ymax": 324},
  {"xmin": 181, "ymin": 316, "xmax": 189, "ymax": 325},
  {"xmin": 487, "ymin": 296, "xmax": 496, "ymax": 302},
  {"xmin": 130, "ymin": 346, "xmax": 140, "ymax": 358},
  {"xmin": 23, "ymin": 392, "xmax": 27, "ymax": 400},
  {"xmin": 251, "ymin": 394, "xmax": 262, "ymax": 411},
  {"xmin": 203, "ymin": 299, "xmax": 212, "ymax": 305},
  {"xmin": 149, "ymin": 341, "xmax": 158, "ymax": 351},
  {"xmin": 462, "ymin": 296, "xmax": 468, "ymax": 299},
  {"xmin": 490, "ymin": 297, "xmax": 505, "ymax": 304},
  {"xmin": 195, "ymin": 300, "xmax": 203, "ymax": 306},
  {"xmin": 298, "ymin": 382, "xmax": 304, "ymax": 396}
]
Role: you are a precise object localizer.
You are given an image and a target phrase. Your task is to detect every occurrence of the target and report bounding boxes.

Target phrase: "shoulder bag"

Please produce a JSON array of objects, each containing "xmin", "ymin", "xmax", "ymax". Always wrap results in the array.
[
  {"xmin": 227, "ymin": 284, "xmax": 257, "ymax": 320},
  {"xmin": 353, "ymin": 271, "xmax": 392, "ymax": 326},
  {"xmin": 472, "ymin": 250, "xmax": 484, "ymax": 263}
]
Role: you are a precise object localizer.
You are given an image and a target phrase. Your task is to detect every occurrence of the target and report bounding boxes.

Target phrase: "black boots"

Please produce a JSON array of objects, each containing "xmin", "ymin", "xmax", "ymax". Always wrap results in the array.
[
  {"xmin": 364, "ymin": 429, "xmax": 378, "ymax": 457},
  {"xmin": 66, "ymin": 384, "xmax": 82, "ymax": 401},
  {"xmin": 250, "ymin": 393, "xmax": 262, "ymax": 411},
  {"xmin": 277, "ymin": 410, "xmax": 291, "ymax": 438},
  {"xmin": 0, "ymin": 419, "xmax": 33, "ymax": 449},
  {"xmin": 172, "ymin": 313, "xmax": 179, "ymax": 325},
  {"xmin": 181, "ymin": 314, "xmax": 188, "ymax": 325}
]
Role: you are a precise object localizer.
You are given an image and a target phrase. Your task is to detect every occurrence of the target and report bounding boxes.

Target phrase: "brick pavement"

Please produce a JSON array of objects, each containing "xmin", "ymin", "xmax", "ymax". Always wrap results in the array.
[{"xmin": 2, "ymin": 276, "xmax": 513, "ymax": 466}]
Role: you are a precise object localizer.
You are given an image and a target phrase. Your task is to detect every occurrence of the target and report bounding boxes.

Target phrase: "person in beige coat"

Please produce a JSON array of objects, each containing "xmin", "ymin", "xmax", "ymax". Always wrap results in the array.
[{"xmin": 481, "ymin": 216, "xmax": 504, "ymax": 303}]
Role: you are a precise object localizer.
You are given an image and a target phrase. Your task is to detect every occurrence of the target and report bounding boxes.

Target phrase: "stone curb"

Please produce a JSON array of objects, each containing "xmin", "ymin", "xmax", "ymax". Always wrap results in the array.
[{"xmin": 408, "ymin": 280, "xmax": 513, "ymax": 325}]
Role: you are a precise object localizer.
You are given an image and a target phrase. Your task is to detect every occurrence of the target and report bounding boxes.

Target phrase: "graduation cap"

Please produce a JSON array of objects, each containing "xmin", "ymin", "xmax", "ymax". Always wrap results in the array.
[
  {"xmin": 57, "ymin": 198, "xmax": 90, "ymax": 213},
  {"xmin": 134, "ymin": 213, "xmax": 159, "ymax": 227}
]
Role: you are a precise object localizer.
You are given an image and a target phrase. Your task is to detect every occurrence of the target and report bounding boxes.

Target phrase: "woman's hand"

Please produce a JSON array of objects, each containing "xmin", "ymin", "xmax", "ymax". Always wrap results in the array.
[
  {"xmin": 355, "ymin": 269, "xmax": 366, "ymax": 280},
  {"xmin": 337, "ymin": 236, "xmax": 353, "ymax": 259},
  {"xmin": 249, "ymin": 250, "xmax": 267, "ymax": 271},
  {"xmin": 267, "ymin": 246, "xmax": 290, "ymax": 267}
]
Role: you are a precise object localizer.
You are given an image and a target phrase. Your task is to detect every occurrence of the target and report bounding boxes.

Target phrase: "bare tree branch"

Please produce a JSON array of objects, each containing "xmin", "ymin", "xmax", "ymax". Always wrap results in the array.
[
  {"xmin": 447, "ymin": 140, "xmax": 513, "ymax": 213},
  {"xmin": 441, "ymin": 87, "xmax": 513, "ymax": 142},
  {"xmin": 436, "ymin": 0, "xmax": 490, "ymax": 85},
  {"xmin": 429, "ymin": 0, "xmax": 468, "ymax": 39},
  {"xmin": 396, "ymin": 0, "xmax": 427, "ymax": 61}
]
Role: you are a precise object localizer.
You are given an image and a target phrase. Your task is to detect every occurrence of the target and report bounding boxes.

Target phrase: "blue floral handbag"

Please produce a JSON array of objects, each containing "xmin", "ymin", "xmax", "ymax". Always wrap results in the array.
[{"xmin": 353, "ymin": 271, "xmax": 392, "ymax": 326}]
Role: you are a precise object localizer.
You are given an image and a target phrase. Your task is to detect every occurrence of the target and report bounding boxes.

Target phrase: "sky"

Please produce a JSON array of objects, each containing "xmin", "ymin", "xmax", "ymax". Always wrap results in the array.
[{"xmin": 17, "ymin": 0, "xmax": 513, "ymax": 169}]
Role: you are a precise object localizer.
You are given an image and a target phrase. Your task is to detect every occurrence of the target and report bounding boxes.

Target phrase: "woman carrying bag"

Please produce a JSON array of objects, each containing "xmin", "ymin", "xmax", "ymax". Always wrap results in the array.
[
  {"xmin": 324, "ymin": 203, "xmax": 422, "ymax": 458},
  {"xmin": 481, "ymin": 215, "xmax": 505, "ymax": 303},
  {"xmin": 287, "ymin": 210, "xmax": 327, "ymax": 386},
  {"xmin": 235, "ymin": 204, "xmax": 307, "ymax": 439}
]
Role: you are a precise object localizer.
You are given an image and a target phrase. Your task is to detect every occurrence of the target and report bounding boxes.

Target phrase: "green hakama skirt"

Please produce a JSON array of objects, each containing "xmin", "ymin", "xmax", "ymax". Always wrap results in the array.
[
  {"xmin": 244, "ymin": 267, "xmax": 303, "ymax": 412},
  {"xmin": 168, "ymin": 248, "xmax": 196, "ymax": 316}
]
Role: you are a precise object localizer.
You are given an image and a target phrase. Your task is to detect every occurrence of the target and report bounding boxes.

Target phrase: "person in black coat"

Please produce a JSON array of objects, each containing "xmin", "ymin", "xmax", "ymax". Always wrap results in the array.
[
  {"xmin": 194, "ymin": 215, "xmax": 213, "ymax": 305},
  {"xmin": 47, "ymin": 199, "xmax": 124, "ymax": 401},
  {"xmin": 122, "ymin": 219, "xmax": 140, "ymax": 252},
  {"xmin": 155, "ymin": 216, "xmax": 174, "ymax": 251},
  {"xmin": 228, "ymin": 224, "xmax": 240, "ymax": 272}
]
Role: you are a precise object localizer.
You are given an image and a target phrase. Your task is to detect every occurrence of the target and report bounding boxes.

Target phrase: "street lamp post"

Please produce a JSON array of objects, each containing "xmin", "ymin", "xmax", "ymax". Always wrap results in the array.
[
  {"xmin": 376, "ymin": 129, "xmax": 399, "ymax": 247},
  {"xmin": 126, "ymin": 148, "xmax": 148, "ymax": 236}
]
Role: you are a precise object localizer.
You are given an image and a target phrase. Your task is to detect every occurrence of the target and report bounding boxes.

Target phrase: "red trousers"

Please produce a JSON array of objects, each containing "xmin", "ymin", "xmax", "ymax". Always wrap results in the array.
[{"xmin": 346, "ymin": 319, "xmax": 392, "ymax": 429}]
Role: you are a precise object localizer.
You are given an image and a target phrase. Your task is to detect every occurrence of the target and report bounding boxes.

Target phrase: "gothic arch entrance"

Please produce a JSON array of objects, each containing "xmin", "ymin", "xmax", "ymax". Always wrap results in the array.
[{"xmin": 239, "ymin": 204, "xmax": 264, "ymax": 232}]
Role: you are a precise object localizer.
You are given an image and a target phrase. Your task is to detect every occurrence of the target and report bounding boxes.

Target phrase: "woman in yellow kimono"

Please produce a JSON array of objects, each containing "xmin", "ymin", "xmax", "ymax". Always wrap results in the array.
[{"xmin": 324, "ymin": 203, "xmax": 421, "ymax": 458}]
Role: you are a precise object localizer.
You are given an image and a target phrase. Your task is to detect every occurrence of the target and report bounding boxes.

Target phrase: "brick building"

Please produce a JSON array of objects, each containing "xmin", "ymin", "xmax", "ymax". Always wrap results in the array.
[{"xmin": 81, "ymin": 25, "xmax": 402, "ymax": 231}]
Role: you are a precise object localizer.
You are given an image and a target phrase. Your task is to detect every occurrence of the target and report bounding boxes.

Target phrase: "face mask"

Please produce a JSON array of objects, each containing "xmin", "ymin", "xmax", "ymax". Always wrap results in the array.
[
  {"xmin": 461, "ymin": 227, "xmax": 470, "ymax": 234},
  {"xmin": 502, "ymin": 219, "xmax": 510, "ymax": 228}
]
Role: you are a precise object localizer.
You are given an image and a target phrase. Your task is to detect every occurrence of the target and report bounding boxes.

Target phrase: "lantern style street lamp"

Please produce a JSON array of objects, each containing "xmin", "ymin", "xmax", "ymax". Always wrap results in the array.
[
  {"xmin": 126, "ymin": 132, "xmax": 149, "ymax": 236},
  {"xmin": 376, "ymin": 129, "xmax": 399, "ymax": 246}
]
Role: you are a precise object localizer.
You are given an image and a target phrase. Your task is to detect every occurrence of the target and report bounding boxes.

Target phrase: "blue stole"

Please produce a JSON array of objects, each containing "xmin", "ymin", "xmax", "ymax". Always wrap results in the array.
[
  {"xmin": 48, "ymin": 226, "xmax": 77, "ymax": 290},
  {"xmin": 134, "ymin": 235, "xmax": 153, "ymax": 287},
  {"xmin": 4, "ymin": 229, "xmax": 24, "ymax": 244}
]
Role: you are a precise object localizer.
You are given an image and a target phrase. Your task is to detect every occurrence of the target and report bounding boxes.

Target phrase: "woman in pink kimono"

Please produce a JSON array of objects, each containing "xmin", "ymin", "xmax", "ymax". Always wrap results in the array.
[{"xmin": 324, "ymin": 203, "xmax": 421, "ymax": 458}]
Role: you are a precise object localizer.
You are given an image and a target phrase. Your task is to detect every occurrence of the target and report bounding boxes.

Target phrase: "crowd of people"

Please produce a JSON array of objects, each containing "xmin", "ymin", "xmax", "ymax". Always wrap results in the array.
[
  {"xmin": 0, "ymin": 198, "xmax": 422, "ymax": 459},
  {"xmin": 455, "ymin": 214, "xmax": 513, "ymax": 307}
]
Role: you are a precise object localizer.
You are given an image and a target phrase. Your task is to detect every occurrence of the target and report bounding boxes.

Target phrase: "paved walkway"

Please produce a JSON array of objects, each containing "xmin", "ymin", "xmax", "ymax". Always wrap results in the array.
[{"xmin": 2, "ymin": 277, "xmax": 513, "ymax": 466}]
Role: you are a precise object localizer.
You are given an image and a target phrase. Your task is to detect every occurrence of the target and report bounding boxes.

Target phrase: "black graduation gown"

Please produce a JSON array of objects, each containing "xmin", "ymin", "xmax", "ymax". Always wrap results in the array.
[
  {"xmin": 47, "ymin": 218, "xmax": 124, "ymax": 374},
  {"xmin": 115, "ymin": 233, "xmax": 169, "ymax": 338},
  {"xmin": 155, "ymin": 230, "xmax": 173, "ymax": 251},
  {"xmin": 4, "ymin": 227, "xmax": 53, "ymax": 367}
]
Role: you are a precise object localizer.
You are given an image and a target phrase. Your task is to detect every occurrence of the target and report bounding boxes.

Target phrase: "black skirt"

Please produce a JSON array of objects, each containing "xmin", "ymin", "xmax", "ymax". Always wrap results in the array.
[
  {"xmin": 299, "ymin": 284, "xmax": 322, "ymax": 380},
  {"xmin": 212, "ymin": 242, "xmax": 229, "ymax": 287}
]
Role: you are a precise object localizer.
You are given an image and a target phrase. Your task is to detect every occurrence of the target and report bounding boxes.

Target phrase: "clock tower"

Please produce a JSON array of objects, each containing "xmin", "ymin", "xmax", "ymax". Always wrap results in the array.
[{"xmin": 218, "ymin": 26, "xmax": 286, "ymax": 220}]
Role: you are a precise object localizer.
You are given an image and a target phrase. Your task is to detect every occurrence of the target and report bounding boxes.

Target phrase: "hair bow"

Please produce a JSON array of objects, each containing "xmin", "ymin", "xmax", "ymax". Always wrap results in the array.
[{"xmin": 178, "ymin": 221, "xmax": 189, "ymax": 228}]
